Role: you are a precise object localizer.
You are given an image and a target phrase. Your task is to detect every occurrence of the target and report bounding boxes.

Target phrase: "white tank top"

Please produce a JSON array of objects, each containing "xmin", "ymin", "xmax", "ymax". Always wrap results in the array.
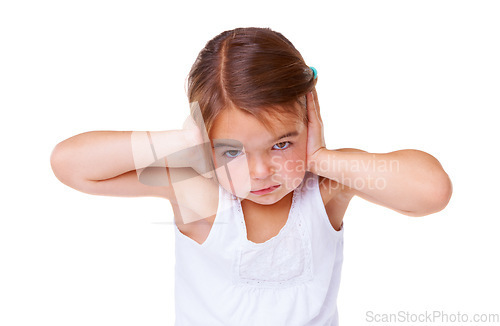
[{"xmin": 173, "ymin": 171, "xmax": 344, "ymax": 326}]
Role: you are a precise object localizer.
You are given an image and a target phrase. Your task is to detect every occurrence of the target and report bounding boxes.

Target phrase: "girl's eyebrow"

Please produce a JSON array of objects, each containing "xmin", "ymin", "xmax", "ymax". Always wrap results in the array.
[
  {"xmin": 212, "ymin": 131, "xmax": 299, "ymax": 148},
  {"xmin": 274, "ymin": 131, "xmax": 299, "ymax": 142},
  {"xmin": 212, "ymin": 139, "xmax": 243, "ymax": 149}
]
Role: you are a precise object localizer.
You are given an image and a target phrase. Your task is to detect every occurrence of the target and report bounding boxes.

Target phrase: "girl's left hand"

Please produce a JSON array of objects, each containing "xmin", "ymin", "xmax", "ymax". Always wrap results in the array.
[{"xmin": 306, "ymin": 88, "xmax": 326, "ymax": 171}]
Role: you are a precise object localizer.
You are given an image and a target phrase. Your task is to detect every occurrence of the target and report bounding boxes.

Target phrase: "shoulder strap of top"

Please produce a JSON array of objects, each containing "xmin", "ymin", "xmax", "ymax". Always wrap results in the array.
[{"xmin": 299, "ymin": 172, "xmax": 345, "ymax": 235}]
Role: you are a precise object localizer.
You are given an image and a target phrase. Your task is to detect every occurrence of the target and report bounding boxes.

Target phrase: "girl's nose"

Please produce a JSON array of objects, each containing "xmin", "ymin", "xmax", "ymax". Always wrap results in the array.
[{"xmin": 248, "ymin": 154, "xmax": 274, "ymax": 180}]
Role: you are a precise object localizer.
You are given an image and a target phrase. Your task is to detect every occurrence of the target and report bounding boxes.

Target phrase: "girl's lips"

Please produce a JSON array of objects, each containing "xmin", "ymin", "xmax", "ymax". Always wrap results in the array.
[{"xmin": 250, "ymin": 185, "xmax": 280, "ymax": 195}]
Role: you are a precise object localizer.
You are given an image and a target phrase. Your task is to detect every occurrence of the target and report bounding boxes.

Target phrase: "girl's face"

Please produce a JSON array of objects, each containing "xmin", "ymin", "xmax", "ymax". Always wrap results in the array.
[{"xmin": 209, "ymin": 106, "xmax": 307, "ymax": 206}]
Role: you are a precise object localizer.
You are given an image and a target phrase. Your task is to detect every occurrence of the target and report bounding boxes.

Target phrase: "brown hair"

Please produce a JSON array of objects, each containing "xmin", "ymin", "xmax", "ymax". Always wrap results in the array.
[{"xmin": 186, "ymin": 27, "xmax": 318, "ymax": 137}]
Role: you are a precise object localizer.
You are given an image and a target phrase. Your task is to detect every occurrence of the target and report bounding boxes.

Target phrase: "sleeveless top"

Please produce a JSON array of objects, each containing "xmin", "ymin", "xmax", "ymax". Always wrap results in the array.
[{"xmin": 173, "ymin": 171, "xmax": 345, "ymax": 326}]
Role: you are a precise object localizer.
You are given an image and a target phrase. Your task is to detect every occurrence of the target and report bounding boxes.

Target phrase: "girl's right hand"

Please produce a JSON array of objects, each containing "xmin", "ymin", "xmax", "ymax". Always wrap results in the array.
[
  {"xmin": 180, "ymin": 113, "xmax": 215, "ymax": 179},
  {"xmin": 182, "ymin": 113, "xmax": 206, "ymax": 146}
]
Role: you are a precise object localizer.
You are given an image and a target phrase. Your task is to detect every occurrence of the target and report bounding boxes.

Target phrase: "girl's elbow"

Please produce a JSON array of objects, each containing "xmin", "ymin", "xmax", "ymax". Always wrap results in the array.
[
  {"xmin": 436, "ymin": 172, "xmax": 453, "ymax": 207},
  {"xmin": 407, "ymin": 173, "xmax": 452, "ymax": 217},
  {"xmin": 421, "ymin": 174, "xmax": 453, "ymax": 216}
]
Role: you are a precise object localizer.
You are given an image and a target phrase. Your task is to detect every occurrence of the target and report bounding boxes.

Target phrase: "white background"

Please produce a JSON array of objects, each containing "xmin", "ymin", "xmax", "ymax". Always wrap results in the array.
[{"xmin": 1, "ymin": 0, "xmax": 499, "ymax": 325}]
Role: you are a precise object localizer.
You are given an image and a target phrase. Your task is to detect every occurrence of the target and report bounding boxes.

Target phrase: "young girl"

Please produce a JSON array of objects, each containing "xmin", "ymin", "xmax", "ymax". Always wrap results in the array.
[{"xmin": 50, "ymin": 27, "xmax": 452, "ymax": 325}]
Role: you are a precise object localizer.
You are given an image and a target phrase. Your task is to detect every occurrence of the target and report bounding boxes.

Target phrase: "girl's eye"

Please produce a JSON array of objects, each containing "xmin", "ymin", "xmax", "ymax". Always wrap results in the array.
[
  {"xmin": 273, "ymin": 141, "xmax": 291, "ymax": 150},
  {"xmin": 223, "ymin": 150, "xmax": 242, "ymax": 158}
]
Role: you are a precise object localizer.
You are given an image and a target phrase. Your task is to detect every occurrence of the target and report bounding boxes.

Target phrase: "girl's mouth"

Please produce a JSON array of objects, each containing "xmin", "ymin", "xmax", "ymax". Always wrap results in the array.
[{"xmin": 250, "ymin": 185, "xmax": 281, "ymax": 195}]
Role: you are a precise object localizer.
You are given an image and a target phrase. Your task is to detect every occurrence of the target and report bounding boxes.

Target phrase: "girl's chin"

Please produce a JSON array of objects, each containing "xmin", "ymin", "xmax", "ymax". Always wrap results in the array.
[
  {"xmin": 219, "ymin": 173, "xmax": 305, "ymax": 203},
  {"xmin": 240, "ymin": 188, "xmax": 291, "ymax": 205}
]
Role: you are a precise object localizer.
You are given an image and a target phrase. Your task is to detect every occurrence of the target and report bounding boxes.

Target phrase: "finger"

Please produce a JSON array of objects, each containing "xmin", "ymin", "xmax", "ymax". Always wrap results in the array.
[
  {"xmin": 182, "ymin": 114, "xmax": 195, "ymax": 130},
  {"xmin": 312, "ymin": 88, "xmax": 322, "ymax": 120},
  {"xmin": 306, "ymin": 92, "xmax": 316, "ymax": 124},
  {"xmin": 189, "ymin": 101, "xmax": 210, "ymax": 142},
  {"xmin": 307, "ymin": 90, "xmax": 322, "ymax": 125}
]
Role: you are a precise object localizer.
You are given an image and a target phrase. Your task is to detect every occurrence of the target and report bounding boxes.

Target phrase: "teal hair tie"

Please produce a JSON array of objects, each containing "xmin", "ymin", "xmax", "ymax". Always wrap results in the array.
[{"xmin": 310, "ymin": 66, "xmax": 318, "ymax": 79}]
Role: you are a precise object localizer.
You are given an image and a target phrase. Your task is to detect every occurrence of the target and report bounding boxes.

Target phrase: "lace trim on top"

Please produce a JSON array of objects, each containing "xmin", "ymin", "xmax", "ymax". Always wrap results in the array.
[{"xmin": 231, "ymin": 182, "xmax": 314, "ymax": 288}]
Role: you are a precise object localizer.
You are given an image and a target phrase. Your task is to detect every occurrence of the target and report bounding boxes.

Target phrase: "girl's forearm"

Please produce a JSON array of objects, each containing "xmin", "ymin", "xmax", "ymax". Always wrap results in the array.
[
  {"xmin": 309, "ymin": 149, "xmax": 453, "ymax": 213},
  {"xmin": 51, "ymin": 129, "xmax": 198, "ymax": 182}
]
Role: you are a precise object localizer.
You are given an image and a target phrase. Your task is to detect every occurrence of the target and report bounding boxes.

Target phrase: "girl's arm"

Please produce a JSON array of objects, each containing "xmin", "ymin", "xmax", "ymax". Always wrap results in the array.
[
  {"xmin": 50, "ymin": 128, "xmax": 212, "ymax": 198},
  {"xmin": 310, "ymin": 148, "xmax": 453, "ymax": 217},
  {"xmin": 51, "ymin": 130, "xmax": 197, "ymax": 181},
  {"xmin": 305, "ymin": 90, "xmax": 452, "ymax": 217}
]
